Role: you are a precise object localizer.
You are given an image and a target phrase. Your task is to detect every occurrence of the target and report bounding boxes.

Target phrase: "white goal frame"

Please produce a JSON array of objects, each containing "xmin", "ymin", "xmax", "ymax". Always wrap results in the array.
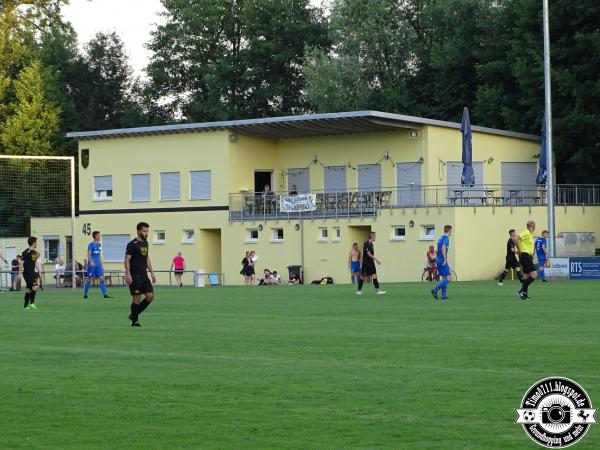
[{"xmin": 0, "ymin": 155, "xmax": 76, "ymax": 291}]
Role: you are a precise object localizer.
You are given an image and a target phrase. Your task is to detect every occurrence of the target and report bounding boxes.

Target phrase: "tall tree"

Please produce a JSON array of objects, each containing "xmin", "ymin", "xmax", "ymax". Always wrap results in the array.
[{"xmin": 147, "ymin": 0, "xmax": 328, "ymax": 121}]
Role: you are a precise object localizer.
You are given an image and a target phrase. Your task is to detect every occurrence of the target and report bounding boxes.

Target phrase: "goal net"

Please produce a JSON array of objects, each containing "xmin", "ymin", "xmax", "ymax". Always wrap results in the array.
[{"xmin": 0, "ymin": 155, "xmax": 75, "ymax": 291}]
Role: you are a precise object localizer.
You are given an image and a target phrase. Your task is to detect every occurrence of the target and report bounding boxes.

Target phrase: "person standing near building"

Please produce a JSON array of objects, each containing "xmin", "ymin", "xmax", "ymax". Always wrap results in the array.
[
  {"xmin": 431, "ymin": 225, "xmax": 453, "ymax": 301},
  {"xmin": 10, "ymin": 255, "xmax": 22, "ymax": 291},
  {"xmin": 348, "ymin": 242, "xmax": 361, "ymax": 284},
  {"xmin": 535, "ymin": 230, "xmax": 549, "ymax": 283},
  {"xmin": 497, "ymin": 229, "xmax": 523, "ymax": 285},
  {"xmin": 356, "ymin": 231, "xmax": 386, "ymax": 295},
  {"xmin": 22, "ymin": 237, "xmax": 41, "ymax": 310},
  {"xmin": 84, "ymin": 231, "xmax": 112, "ymax": 299},
  {"xmin": 171, "ymin": 252, "xmax": 186, "ymax": 287},
  {"xmin": 125, "ymin": 222, "xmax": 156, "ymax": 327},
  {"xmin": 517, "ymin": 220, "xmax": 538, "ymax": 300}
]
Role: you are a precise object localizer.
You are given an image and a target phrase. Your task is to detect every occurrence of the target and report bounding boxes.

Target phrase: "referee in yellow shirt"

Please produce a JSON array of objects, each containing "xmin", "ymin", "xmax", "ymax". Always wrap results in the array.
[{"xmin": 517, "ymin": 220, "xmax": 538, "ymax": 300}]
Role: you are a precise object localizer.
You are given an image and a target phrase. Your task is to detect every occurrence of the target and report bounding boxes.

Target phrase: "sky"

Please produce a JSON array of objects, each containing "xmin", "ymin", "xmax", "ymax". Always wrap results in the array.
[
  {"xmin": 62, "ymin": 0, "xmax": 324, "ymax": 78},
  {"xmin": 62, "ymin": 0, "xmax": 166, "ymax": 77}
]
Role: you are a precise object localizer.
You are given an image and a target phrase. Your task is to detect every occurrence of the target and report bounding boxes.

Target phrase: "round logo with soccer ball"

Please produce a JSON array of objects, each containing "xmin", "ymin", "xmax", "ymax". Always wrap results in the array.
[{"xmin": 516, "ymin": 377, "xmax": 597, "ymax": 448}]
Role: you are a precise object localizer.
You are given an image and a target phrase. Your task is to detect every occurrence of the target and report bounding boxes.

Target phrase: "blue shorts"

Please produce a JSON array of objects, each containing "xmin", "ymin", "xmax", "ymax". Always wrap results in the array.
[
  {"xmin": 437, "ymin": 262, "xmax": 452, "ymax": 277},
  {"xmin": 351, "ymin": 261, "xmax": 360, "ymax": 273},
  {"xmin": 87, "ymin": 264, "xmax": 104, "ymax": 278},
  {"xmin": 537, "ymin": 258, "xmax": 546, "ymax": 268}
]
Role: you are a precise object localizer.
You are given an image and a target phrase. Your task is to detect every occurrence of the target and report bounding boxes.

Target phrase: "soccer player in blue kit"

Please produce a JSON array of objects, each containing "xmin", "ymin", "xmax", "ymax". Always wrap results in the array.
[
  {"xmin": 84, "ymin": 231, "xmax": 113, "ymax": 299},
  {"xmin": 431, "ymin": 225, "xmax": 453, "ymax": 301},
  {"xmin": 535, "ymin": 230, "xmax": 549, "ymax": 283}
]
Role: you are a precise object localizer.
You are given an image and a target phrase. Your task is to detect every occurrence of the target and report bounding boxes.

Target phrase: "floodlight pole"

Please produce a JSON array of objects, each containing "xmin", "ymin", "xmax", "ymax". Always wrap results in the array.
[{"xmin": 543, "ymin": 0, "xmax": 556, "ymax": 257}]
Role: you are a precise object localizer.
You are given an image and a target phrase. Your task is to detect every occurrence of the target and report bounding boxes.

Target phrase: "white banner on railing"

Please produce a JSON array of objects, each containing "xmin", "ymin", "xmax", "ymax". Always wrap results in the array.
[{"xmin": 280, "ymin": 194, "xmax": 317, "ymax": 212}]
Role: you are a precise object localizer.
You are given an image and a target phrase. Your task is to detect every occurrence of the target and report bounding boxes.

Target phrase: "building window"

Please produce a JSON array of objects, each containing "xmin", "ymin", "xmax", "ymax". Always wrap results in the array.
[
  {"xmin": 102, "ymin": 234, "xmax": 131, "ymax": 262},
  {"xmin": 333, "ymin": 227, "xmax": 341, "ymax": 241},
  {"xmin": 160, "ymin": 172, "xmax": 180, "ymax": 201},
  {"xmin": 131, "ymin": 174, "xmax": 151, "ymax": 202},
  {"xmin": 421, "ymin": 225, "xmax": 436, "ymax": 240},
  {"xmin": 154, "ymin": 230, "xmax": 166, "ymax": 244},
  {"xmin": 246, "ymin": 228, "xmax": 259, "ymax": 243},
  {"xmin": 43, "ymin": 237, "xmax": 60, "ymax": 263},
  {"xmin": 318, "ymin": 227, "xmax": 328, "ymax": 242},
  {"xmin": 190, "ymin": 170, "xmax": 211, "ymax": 200},
  {"xmin": 392, "ymin": 226, "xmax": 406, "ymax": 241},
  {"xmin": 271, "ymin": 228, "xmax": 284, "ymax": 242},
  {"xmin": 183, "ymin": 229, "xmax": 195, "ymax": 243},
  {"xmin": 93, "ymin": 176, "xmax": 112, "ymax": 200}
]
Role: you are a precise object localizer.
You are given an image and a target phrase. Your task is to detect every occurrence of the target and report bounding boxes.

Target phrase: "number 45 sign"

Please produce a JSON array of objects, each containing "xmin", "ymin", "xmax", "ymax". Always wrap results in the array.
[{"xmin": 82, "ymin": 223, "xmax": 92, "ymax": 236}]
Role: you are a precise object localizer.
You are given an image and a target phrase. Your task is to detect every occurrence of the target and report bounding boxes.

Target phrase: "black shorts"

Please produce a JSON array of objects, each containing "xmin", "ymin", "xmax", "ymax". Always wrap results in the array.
[
  {"xmin": 505, "ymin": 257, "xmax": 520, "ymax": 270},
  {"xmin": 361, "ymin": 264, "xmax": 377, "ymax": 276},
  {"xmin": 129, "ymin": 275, "xmax": 154, "ymax": 296},
  {"xmin": 520, "ymin": 253, "xmax": 536, "ymax": 274},
  {"xmin": 24, "ymin": 274, "xmax": 38, "ymax": 289},
  {"xmin": 174, "ymin": 270, "xmax": 184, "ymax": 275}
]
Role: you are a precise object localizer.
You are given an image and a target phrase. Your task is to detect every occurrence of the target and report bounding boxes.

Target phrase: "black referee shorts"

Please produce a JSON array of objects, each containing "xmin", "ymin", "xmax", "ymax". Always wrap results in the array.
[
  {"xmin": 520, "ymin": 253, "xmax": 536, "ymax": 274},
  {"xmin": 129, "ymin": 275, "xmax": 153, "ymax": 296}
]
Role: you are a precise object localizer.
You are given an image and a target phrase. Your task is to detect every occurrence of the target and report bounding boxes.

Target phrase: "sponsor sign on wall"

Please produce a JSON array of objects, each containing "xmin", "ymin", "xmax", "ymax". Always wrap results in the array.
[
  {"xmin": 569, "ymin": 257, "xmax": 600, "ymax": 280},
  {"xmin": 546, "ymin": 258, "xmax": 570, "ymax": 278}
]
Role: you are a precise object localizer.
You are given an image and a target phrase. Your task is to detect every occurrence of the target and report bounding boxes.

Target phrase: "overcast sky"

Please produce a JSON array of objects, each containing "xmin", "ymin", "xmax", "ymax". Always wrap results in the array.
[{"xmin": 62, "ymin": 0, "xmax": 324, "ymax": 78}]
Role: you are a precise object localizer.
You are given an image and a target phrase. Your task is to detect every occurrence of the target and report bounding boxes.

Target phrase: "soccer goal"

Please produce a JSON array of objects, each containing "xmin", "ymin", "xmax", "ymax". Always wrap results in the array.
[{"xmin": 0, "ymin": 155, "xmax": 76, "ymax": 291}]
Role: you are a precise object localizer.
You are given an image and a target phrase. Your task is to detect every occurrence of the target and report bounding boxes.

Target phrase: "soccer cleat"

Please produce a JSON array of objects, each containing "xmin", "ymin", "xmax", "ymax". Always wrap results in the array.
[
  {"xmin": 542, "ymin": 280, "xmax": 548, "ymax": 283},
  {"xmin": 179, "ymin": 283, "xmax": 183, "ymax": 287},
  {"xmin": 28, "ymin": 304, "xmax": 37, "ymax": 310},
  {"xmin": 497, "ymin": 281, "xmax": 503, "ymax": 286},
  {"xmin": 376, "ymin": 290, "xmax": 387, "ymax": 295},
  {"xmin": 355, "ymin": 290, "xmax": 362, "ymax": 295},
  {"xmin": 103, "ymin": 295, "xmax": 114, "ymax": 298},
  {"xmin": 131, "ymin": 321, "xmax": 141, "ymax": 327},
  {"xmin": 430, "ymin": 289, "xmax": 438, "ymax": 300},
  {"xmin": 441, "ymin": 296, "xmax": 448, "ymax": 301},
  {"xmin": 83, "ymin": 295, "xmax": 88, "ymax": 299}
]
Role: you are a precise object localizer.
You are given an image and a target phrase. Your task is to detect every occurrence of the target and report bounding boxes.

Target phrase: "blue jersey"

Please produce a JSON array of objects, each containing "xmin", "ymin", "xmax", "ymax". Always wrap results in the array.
[
  {"xmin": 535, "ymin": 237, "xmax": 547, "ymax": 260},
  {"xmin": 436, "ymin": 235, "xmax": 450, "ymax": 265},
  {"xmin": 88, "ymin": 242, "xmax": 102, "ymax": 266}
]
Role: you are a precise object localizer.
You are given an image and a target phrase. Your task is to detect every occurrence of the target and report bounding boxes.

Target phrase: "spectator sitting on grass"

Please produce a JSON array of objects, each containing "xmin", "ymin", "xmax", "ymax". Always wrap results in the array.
[
  {"xmin": 270, "ymin": 271, "xmax": 281, "ymax": 285},
  {"xmin": 259, "ymin": 269, "xmax": 272, "ymax": 285},
  {"xmin": 288, "ymin": 274, "xmax": 301, "ymax": 285}
]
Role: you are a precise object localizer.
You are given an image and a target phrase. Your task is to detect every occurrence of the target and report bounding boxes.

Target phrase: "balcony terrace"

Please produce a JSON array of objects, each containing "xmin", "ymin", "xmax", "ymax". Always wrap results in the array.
[{"xmin": 228, "ymin": 184, "xmax": 600, "ymax": 222}]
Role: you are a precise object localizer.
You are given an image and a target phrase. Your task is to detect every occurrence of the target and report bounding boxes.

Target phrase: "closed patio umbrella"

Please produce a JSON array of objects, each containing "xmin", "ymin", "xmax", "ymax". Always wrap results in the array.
[{"xmin": 460, "ymin": 107, "xmax": 475, "ymax": 187}]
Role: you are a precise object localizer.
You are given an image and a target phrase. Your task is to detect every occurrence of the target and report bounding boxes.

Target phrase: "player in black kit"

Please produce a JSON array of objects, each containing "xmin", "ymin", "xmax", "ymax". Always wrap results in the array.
[
  {"xmin": 355, "ymin": 231, "xmax": 386, "ymax": 295},
  {"xmin": 496, "ymin": 229, "xmax": 523, "ymax": 285},
  {"xmin": 125, "ymin": 222, "xmax": 156, "ymax": 327},
  {"xmin": 22, "ymin": 236, "xmax": 41, "ymax": 310}
]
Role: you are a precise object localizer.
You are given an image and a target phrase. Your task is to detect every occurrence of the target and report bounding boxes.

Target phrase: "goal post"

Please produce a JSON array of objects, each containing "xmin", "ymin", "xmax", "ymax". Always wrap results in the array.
[{"xmin": 0, "ymin": 155, "xmax": 76, "ymax": 291}]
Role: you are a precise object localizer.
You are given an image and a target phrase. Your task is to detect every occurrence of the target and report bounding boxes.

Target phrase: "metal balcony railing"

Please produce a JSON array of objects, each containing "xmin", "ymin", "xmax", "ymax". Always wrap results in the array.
[{"xmin": 228, "ymin": 184, "xmax": 600, "ymax": 222}]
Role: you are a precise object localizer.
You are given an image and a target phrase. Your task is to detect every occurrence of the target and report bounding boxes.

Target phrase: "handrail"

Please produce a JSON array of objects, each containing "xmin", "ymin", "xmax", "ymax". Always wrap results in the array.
[{"xmin": 228, "ymin": 185, "xmax": 600, "ymax": 221}]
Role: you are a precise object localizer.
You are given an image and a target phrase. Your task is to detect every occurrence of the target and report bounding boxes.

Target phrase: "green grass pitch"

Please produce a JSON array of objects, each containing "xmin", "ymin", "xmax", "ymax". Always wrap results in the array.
[{"xmin": 0, "ymin": 281, "xmax": 598, "ymax": 449}]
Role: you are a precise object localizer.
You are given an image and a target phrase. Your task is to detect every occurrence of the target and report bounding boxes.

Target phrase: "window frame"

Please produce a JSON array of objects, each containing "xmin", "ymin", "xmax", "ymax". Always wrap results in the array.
[
  {"xmin": 392, "ymin": 225, "xmax": 407, "ymax": 241},
  {"xmin": 130, "ymin": 173, "xmax": 151, "ymax": 202},
  {"xmin": 318, "ymin": 227, "xmax": 328, "ymax": 242},
  {"xmin": 189, "ymin": 170, "xmax": 212, "ymax": 200},
  {"xmin": 43, "ymin": 237, "xmax": 60, "ymax": 263},
  {"xmin": 332, "ymin": 226, "xmax": 341, "ymax": 242},
  {"xmin": 160, "ymin": 172, "xmax": 181, "ymax": 201},
  {"xmin": 420, "ymin": 224, "xmax": 436, "ymax": 241},
  {"xmin": 154, "ymin": 230, "xmax": 166, "ymax": 244},
  {"xmin": 182, "ymin": 229, "xmax": 195, "ymax": 244},
  {"xmin": 271, "ymin": 228, "xmax": 284, "ymax": 242},
  {"xmin": 93, "ymin": 175, "xmax": 113, "ymax": 201},
  {"xmin": 246, "ymin": 228, "xmax": 259, "ymax": 243}
]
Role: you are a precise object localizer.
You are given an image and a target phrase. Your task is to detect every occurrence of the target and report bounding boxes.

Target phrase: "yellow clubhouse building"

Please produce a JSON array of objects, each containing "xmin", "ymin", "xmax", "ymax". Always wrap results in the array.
[{"xmin": 2, "ymin": 111, "xmax": 599, "ymax": 285}]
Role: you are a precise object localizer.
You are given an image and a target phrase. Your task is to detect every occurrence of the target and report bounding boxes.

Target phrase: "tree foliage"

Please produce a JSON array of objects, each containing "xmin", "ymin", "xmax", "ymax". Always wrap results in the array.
[{"xmin": 147, "ymin": 0, "xmax": 329, "ymax": 121}]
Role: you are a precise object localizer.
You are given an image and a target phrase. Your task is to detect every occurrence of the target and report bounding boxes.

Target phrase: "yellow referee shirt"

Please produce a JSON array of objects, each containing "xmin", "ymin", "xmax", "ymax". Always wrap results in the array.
[{"xmin": 518, "ymin": 229, "xmax": 534, "ymax": 255}]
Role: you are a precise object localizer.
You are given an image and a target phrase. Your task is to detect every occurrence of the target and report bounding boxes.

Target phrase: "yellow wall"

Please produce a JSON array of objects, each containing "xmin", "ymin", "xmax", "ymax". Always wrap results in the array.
[
  {"xmin": 425, "ymin": 126, "xmax": 539, "ymax": 185},
  {"xmin": 78, "ymin": 131, "xmax": 231, "ymax": 209}
]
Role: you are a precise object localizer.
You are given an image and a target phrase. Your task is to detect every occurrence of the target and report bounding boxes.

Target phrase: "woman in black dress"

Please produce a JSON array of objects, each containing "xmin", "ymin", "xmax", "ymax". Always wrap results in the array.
[{"xmin": 241, "ymin": 251, "xmax": 253, "ymax": 286}]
